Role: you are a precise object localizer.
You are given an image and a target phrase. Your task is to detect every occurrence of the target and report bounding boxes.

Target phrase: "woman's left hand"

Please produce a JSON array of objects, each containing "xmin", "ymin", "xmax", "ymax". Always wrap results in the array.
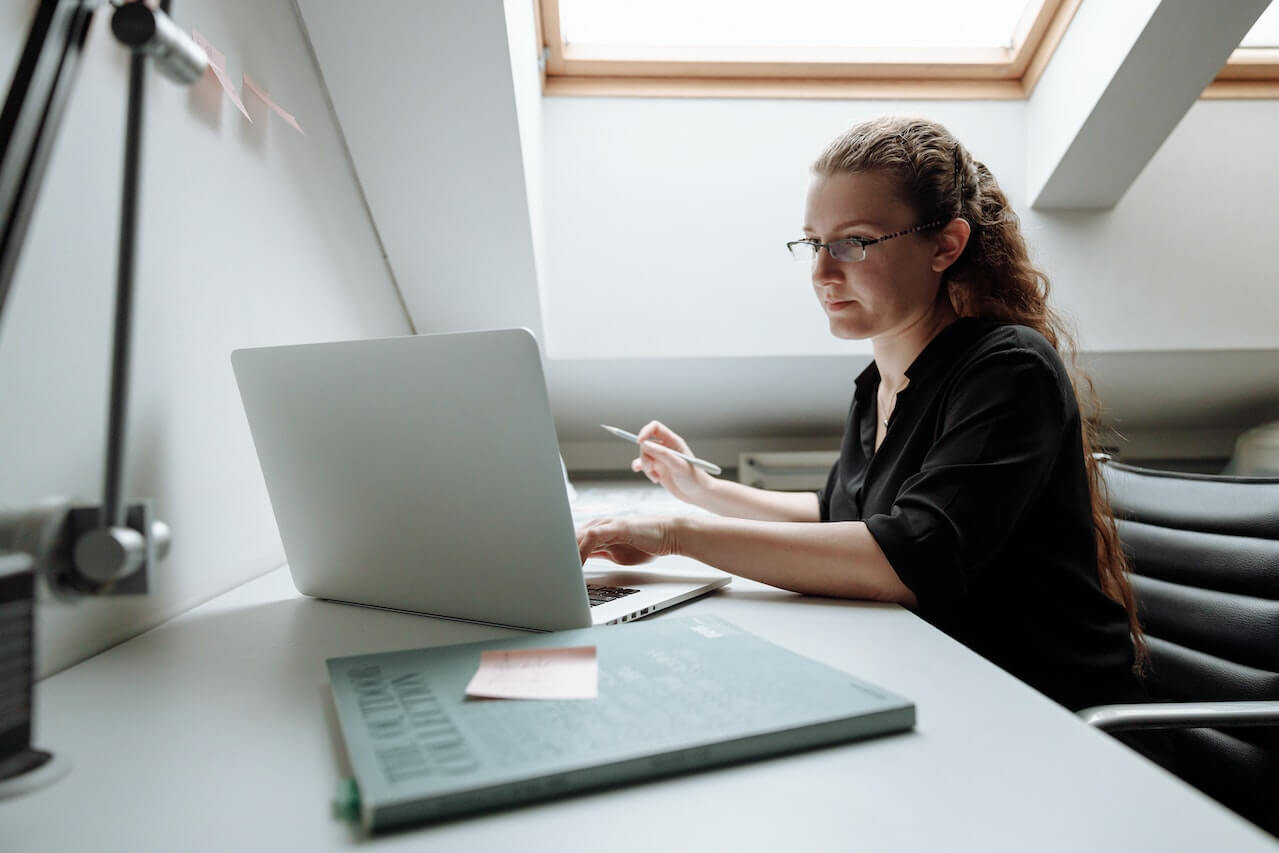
[{"xmin": 576, "ymin": 516, "xmax": 678, "ymax": 565}]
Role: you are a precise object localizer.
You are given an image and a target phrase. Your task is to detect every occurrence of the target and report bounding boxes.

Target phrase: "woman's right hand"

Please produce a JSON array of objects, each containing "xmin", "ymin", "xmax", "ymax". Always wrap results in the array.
[{"xmin": 632, "ymin": 420, "xmax": 714, "ymax": 505}]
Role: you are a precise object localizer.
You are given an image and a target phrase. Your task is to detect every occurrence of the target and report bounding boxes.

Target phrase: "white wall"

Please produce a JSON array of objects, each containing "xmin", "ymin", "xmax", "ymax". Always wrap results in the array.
[
  {"xmin": 503, "ymin": 0, "xmax": 548, "ymax": 339},
  {"xmin": 542, "ymin": 98, "xmax": 1025, "ymax": 360},
  {"xmin": 1032, "ymin": 99, "xmax": 1279, "ymax": 352},
  {"xmin": 0, "ymin": 0, "xmax": 410, "ymax": 676},
  {"xmin": 542, "ymin": 96, "xmax": 1279, "ymax": 358},
  {"xmin": 294, "ymin": 0, "xmax": 544, "ymax": 344}
]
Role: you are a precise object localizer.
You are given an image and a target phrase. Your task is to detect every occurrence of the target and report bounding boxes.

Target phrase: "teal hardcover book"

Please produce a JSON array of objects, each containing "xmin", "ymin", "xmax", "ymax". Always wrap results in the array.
[{"xmin": 326, "ymin": 614, "xmax": 914, "ymax": 833}]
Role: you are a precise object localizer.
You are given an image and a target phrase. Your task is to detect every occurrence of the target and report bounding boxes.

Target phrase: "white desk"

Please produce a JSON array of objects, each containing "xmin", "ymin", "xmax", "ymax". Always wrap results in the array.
[{"xmin": 7, "ymin": 548, "xmax": 1279, "ymax": 850}]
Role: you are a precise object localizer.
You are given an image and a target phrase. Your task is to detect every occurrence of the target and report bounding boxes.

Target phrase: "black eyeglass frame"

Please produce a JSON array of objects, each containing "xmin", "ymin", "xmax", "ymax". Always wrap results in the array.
[{"xmin": 786, "ymin": 219, "xmax": 946, "ymax": 263}]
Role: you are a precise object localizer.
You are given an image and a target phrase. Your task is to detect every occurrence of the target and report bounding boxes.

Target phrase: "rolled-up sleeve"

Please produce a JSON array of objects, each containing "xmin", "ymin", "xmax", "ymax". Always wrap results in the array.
[
  {"xmin": 816, "ymin": 459, "xmax": 838, "ymax": 522},
  {"xmin": 864, "ymin": 347, "xmax": 1069, "ymax": 615}
]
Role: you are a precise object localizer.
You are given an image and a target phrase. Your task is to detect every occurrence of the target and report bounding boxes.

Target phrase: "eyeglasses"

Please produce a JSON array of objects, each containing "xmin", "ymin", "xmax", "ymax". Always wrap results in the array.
[{"xmin": 786, "ymin": 220, "xmax": 945, "ymax": 263}]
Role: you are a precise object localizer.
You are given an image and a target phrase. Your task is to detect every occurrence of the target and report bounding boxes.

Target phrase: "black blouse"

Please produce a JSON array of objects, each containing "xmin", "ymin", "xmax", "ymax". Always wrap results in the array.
[{"xmin": 818, "ymin": 318, "xmax": 1143, "ymax": 711}]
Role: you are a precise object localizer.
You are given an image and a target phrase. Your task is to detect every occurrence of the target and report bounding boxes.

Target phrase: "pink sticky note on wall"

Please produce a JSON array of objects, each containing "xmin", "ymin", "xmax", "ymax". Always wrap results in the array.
[
  {"xmin": 243, "ymin": 73, "xmax": 306, "ymax": 135},
  {"xmin": 191, "ymin": 29, "xmax": 251, "ymax": 121},
  {"xmin": 465, "ymin": 646, "xmax": 598, "ymax": 700}
]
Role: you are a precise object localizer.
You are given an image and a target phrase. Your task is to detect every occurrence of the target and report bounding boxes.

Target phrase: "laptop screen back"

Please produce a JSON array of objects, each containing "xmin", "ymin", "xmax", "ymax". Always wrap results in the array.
[{"xmin": 231, "ymin": 328, "xmax": 593, "ymax": 631}]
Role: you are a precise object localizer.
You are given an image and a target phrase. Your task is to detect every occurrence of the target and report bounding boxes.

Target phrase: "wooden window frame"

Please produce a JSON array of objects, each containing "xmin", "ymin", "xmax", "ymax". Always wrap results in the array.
[
  {"xmin": 537, "ymin": 1, "xmax": 1279, "ymax": 100},
  {"xmin": 537, "ymin": 0, "xmax": 1079, "ymax": 100},
  {"xmin": 1206, "ymin": 48, "xmax": 1279, "ymax": 99}
]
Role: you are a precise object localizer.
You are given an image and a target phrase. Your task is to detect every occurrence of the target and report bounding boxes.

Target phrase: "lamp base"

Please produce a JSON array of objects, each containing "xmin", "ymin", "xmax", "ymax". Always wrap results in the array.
[{"xmin": 0, "ymin": 748, "xmax": 70, "ymax": 800}]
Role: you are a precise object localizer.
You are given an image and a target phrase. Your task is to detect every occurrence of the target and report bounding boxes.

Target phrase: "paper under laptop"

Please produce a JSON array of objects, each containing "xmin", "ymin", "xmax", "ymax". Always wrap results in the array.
[{"xmin": 231, "ymin": 328, "xmax": 729, "ymax": 630}]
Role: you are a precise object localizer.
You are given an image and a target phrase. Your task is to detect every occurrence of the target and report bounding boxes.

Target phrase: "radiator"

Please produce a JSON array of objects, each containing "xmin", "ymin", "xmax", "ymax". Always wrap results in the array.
[{"xmin": 737, "ymin": 450, "xmax": 839, "ymax": 491}]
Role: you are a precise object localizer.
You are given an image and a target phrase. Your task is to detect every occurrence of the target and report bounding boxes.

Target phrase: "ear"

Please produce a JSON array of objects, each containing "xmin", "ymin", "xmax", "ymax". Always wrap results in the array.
[{"xmin": 931, "ymin": 218, "xmax": 971, "ymax": 273}]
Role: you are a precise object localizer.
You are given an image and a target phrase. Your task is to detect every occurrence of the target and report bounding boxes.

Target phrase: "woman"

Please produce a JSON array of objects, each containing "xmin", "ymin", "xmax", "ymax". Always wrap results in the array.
[{"xmin": 575, "ymin": 116, "xmax": 1148, "ymax": 713}]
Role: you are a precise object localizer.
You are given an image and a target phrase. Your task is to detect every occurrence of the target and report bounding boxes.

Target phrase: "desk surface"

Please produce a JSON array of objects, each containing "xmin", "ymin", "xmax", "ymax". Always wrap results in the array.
[{"xmin": 7, "ymin": 487, "xmax": 1279, "ymax": 851}]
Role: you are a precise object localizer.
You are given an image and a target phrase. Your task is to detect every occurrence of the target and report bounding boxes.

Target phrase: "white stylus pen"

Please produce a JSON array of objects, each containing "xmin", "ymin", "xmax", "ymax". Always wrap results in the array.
[{"xmin": 600, "ymin": 424, "xmax": 723, "ymax": 476}]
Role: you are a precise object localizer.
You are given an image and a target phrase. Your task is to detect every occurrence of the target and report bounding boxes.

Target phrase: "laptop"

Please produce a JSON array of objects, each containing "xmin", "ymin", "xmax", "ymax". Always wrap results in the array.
[{"xmin": 230, "ymin": 328, "xmax": 730, "ymax": 630}]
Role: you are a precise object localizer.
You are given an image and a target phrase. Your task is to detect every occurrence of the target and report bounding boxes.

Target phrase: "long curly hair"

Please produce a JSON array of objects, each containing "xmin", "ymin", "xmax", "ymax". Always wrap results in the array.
[{"xmin": 814, "ymin": 115, "xmax": 1147, "ymax": 672}]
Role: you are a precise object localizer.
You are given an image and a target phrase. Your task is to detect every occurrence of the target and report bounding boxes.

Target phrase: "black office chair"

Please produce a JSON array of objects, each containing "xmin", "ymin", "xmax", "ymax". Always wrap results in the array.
[{"xmin": 1078, "ymin": 459, "xmax": 1279, "ymax": 835}]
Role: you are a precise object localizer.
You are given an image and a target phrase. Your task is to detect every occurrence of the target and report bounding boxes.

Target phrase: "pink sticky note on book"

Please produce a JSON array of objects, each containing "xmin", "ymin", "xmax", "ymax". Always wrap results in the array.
[{"xmin": 465, "ymin": 646, "xmax": 598, "ymax": 700}]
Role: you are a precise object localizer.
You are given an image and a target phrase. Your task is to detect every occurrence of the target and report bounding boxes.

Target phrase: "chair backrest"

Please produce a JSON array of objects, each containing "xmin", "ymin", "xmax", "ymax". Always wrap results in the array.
[{"xmin": 1100, "ymin": 459, "xmax": 1279, "ymax": 833}]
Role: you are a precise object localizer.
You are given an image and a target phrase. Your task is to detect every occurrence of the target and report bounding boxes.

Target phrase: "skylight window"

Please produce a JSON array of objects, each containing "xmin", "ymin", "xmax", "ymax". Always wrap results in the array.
[
  {"xmin": 538, "ymin": 0, "xmax": 1075, "ymax": 99},
  {"xmin": 559, "ymin": 0, "xmax": 1031, "ymax": 51},
  {"xmin": 540, "ymin": 1, "xmax": 1277, "ymax": 100},
  {"xmin": 1240, "ymin": 2, "xmax": 1279, "ymax": 48}
]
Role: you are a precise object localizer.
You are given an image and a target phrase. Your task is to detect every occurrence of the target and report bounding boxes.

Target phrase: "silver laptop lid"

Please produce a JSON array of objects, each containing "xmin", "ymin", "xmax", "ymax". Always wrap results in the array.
[{"xmin": 231, "ymin": 328, "xmax": 593, "ymax": 631}]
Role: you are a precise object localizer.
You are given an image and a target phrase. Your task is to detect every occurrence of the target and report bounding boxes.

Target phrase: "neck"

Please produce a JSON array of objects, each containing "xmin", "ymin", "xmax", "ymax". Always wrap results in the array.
[{"xmin": 872, "ymin": 303, "xmax": 959, "ymax": 393}]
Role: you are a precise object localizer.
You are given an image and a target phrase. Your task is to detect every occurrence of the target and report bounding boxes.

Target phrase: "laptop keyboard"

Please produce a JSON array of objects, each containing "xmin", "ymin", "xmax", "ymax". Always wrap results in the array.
[{"xmin": 586, "ymin": 584, "xmax": 640, "ymax": 607}]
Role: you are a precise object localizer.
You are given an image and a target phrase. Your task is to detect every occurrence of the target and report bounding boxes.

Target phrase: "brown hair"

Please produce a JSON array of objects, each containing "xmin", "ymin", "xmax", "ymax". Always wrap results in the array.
[{"xmin": 815, "ymin": 115, "xmax": 1147, "ymax": 672}]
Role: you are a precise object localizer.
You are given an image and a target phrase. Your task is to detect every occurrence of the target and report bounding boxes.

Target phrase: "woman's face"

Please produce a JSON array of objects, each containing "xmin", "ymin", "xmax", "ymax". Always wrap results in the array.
[{"xmin": 803, "ymin": 170, "xmax": 948, "ymax": 342}]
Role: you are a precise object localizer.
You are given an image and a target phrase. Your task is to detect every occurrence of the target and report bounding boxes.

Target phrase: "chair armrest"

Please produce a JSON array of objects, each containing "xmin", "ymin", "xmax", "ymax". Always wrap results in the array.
[{"xmin": 1078, "ymin": 701, "xmax": 1279, "ymax": 733}]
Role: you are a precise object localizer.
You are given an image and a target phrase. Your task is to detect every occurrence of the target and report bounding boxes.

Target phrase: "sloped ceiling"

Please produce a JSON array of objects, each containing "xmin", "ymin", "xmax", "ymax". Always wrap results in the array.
[{"xmin": 1028, "ymin": 0, "xmax": 1271, "ymax": 209}]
